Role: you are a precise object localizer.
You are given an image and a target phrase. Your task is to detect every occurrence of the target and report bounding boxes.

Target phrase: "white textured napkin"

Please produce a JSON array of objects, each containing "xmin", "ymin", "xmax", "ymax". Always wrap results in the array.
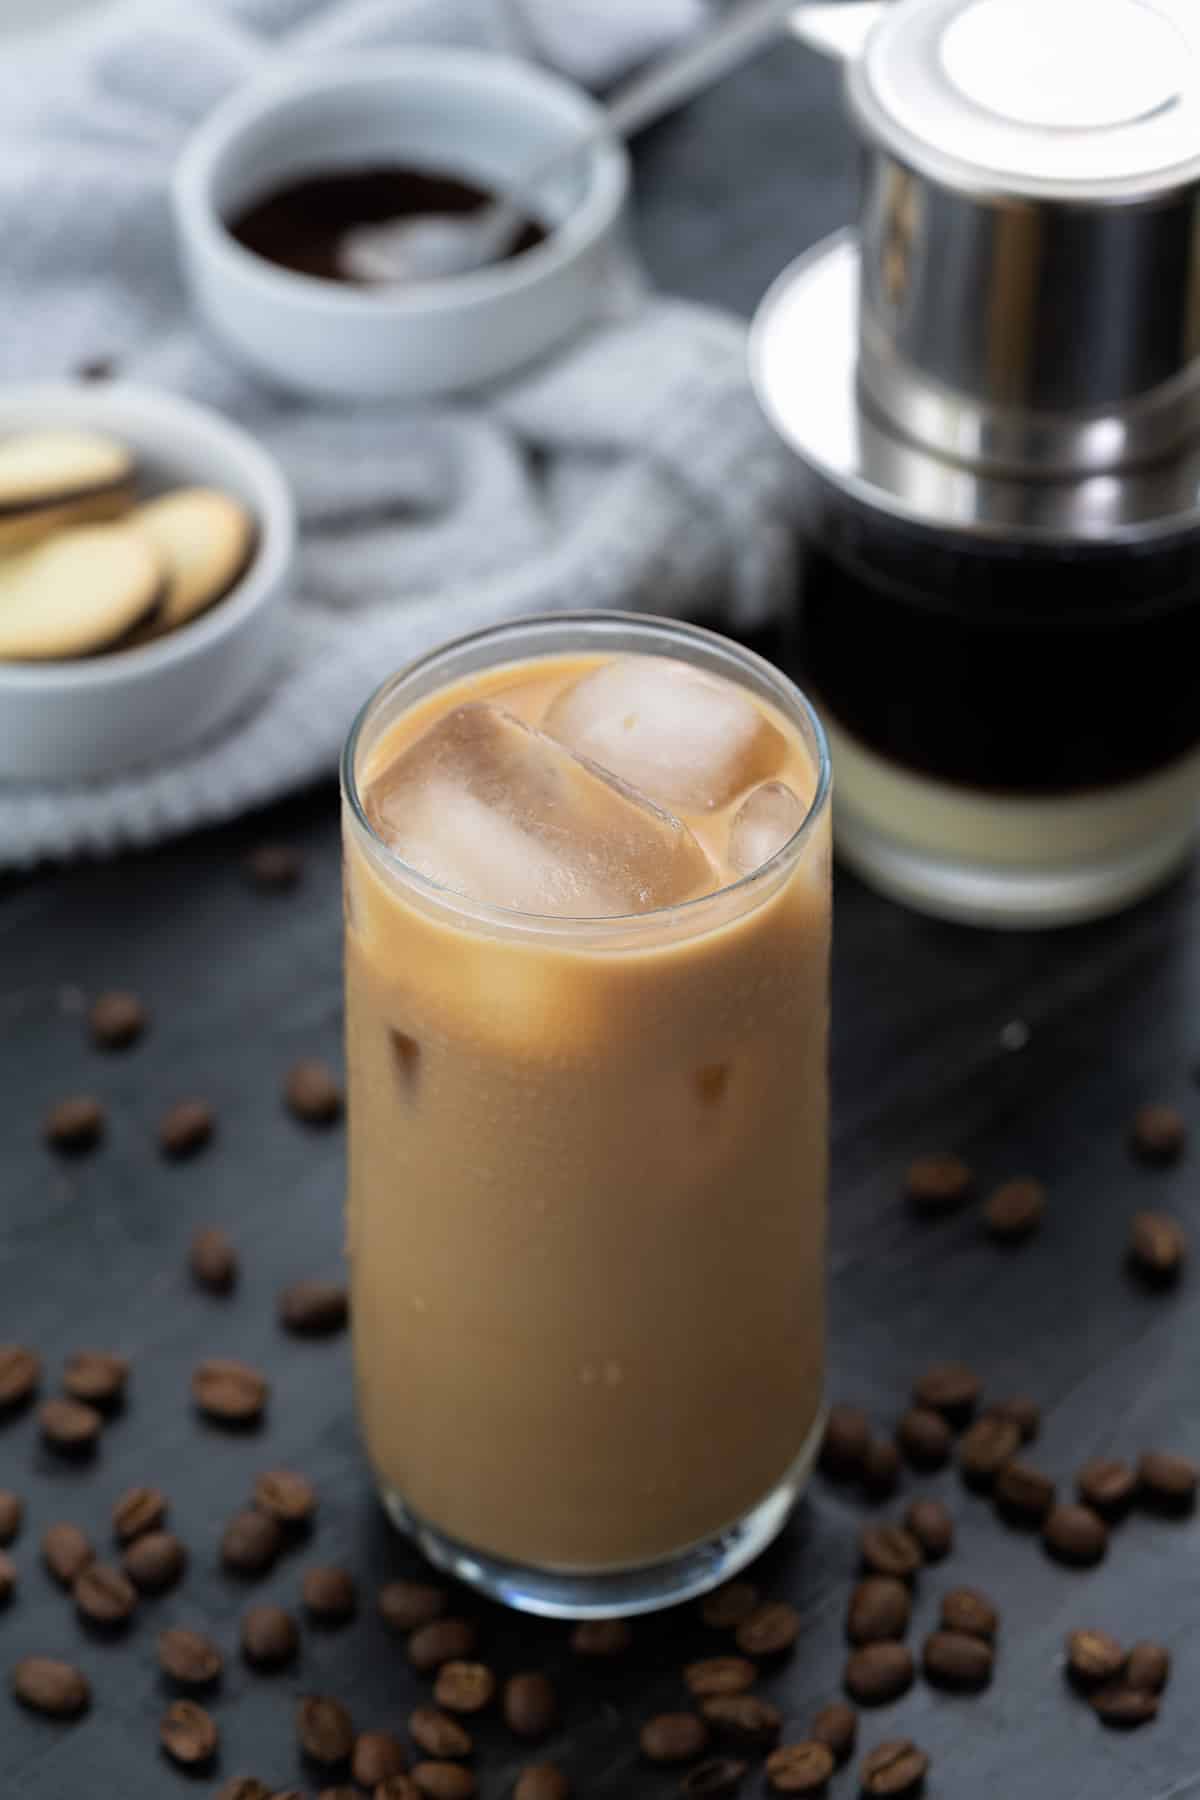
[{"xmin": 0, "ymin": 0, "xmax": 800, "ymax": 868}]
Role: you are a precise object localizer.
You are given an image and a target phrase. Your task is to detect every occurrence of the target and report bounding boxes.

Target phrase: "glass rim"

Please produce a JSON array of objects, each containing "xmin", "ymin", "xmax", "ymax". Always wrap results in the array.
[{"xmin": 340, "ymin": 610, "xmax": 832, "ymax": 936}]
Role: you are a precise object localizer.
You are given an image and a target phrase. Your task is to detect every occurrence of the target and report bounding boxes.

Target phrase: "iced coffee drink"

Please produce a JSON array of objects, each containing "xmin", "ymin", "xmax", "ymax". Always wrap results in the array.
[{"xmin": 342, "ymin": 615, "xmax": 831, "ymax": 1615}]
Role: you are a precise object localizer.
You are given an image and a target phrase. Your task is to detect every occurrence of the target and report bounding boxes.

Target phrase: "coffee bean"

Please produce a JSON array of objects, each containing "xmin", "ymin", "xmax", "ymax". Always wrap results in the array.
[
  {"xmin": 217, "ymin": 1781, "xmax": 273, "ymax": 1800},
  {"xmin": 570, "ymin": 1617, "xmax": 632, "ymax": 1656},
  {"xmin": 939, "ymin": 1588, "xmax": 998, "ymax": 1640},
  {"xmin": 433, "ymin": 1661, "xmax": 496, "ymax": 1715},
  {"xmin": 12, "ymin": 1656, "xmax": 90, "ymax": 1717},
  {"xmin": 859, "ymin": 1523, "xmax": 922, "ymax": 1581},
  {"xmin": 862, "ymin": 1439, "xmax": 901, "ymax": 1499},
  {"xmin": 88, "ymin": 990, "xmax": 146, "ymax": 1049},
  {"xmin": 1138, "ymin": 1449, "xmax": 1199, "ymax": 1510},
  {"xmin": 896, "ymin": 1408, "xmax": 951, "ymax": 1471},
  {"xmin": 1130, "ymin": 1103, "xmax": 1186, "ymax": 1165},
  {"xmin": 1, "ymin": 1342, "xmax": 42, "ymax": 1407},
  {"xmin": 905, "ymin": 1152, "xmax": 972, "ymax": 1214},
  {"xmin": 42, "ymin": 1522, "xmax": 94, "ymax": 1585},
  {"xmin": 983, "ymin": 1177, "xmax": 1046, "ymax": 1242},
  {"xmin": 982, "ymin": 1395, "xmax": 1040, "ymax": 1442},
  {"xmin": 123, "ymin": 1530, "xmax": 186, "ymax": 1592},
  {"xmin": 193, "ymin": 1359, "xmax": 268, "ymax": 1424},
  {"xmin": 64, "ymin": 1350, "xmax": 129, "ymax": 1407},
  {"xmin": 0, "ymin": 1550, "xmax": 16, "ymax": 1605},
  {"xmin": 859, "ymin": 1739, "xmax": 929, "ymax": 1796},
  {"xmin": 189, "ymin": 1227, "xmax": 238, "ymax": 1293},
  {"xmin": 45, "ymin": 1095, "xmax": 105, "ymax": 1152},
  {"xmin": 912, "ymin": 1362, "xmax": 980, "ymax": 1423},
  {"xmin": 376, "ymin": 1779, "xmax": 422, "ymax": 1800},
  {"xmin": 318, "ymin": 1790, "xmax": 359, "ymax": 1800},
  {"xmin": 1129, "ymin": 1210, "xmax": 1187, "ymax": 1285},
  {"xmin": 1066, "ymin": 1629, "xmax": 1124, "ymax": 1685},
  {"xmin": 819, "ymin": 1407, "xmax": 870, "ymax": 1480},
  {"xmin": 699, "ymin": 1694, "xmax": 783, "ymax": 1749},
  {"xmin": 641, "ymin": 1713, "xmax": 711, "ymax": 1763},
  {"xmin": 1127, "ymin": 1642, "xmax": 1170, "ymax": 1692},
  {"xmin": 77, "ymin": 355, "xmax": 117, "ymax": 381},
  {"xmin": 994, "ymin": 1460, "xmax": 1056, "ymax": 1524},
  {"xmin": 303, "ymin": 1565, "xmax": 357, "ymax": 1622},
  {"xmin": 221, "ymin": 1510, "xmax": 282, "ymax": 1575},
  {"xmin": 409, "ymin": 1619, "xmax": 479, "ymax": 1673},
  {"xmin": 161, "ymin": 1699, "xmax": 218, "ymax": 1765},
  {"xmin": 902, "ymin": 1499, "xmax": 953, "ymax": 1562},
  {"xmin": 504, "ymin": 1671, "xmax": 559, "ymax": 1737},
  {"xmin": 74, "ymin": 1561, "xmax": 137, "ymax": 1625},
  {"xmin": 158, "ymin": 1626, "xmax": 222, "ymax": 1685},
  {"xmin": 379, "ymin": 1580, "xmax": 448, "ymax": 1634},
  {"xmin": 1076, "ymin": 1457, "xmax": 1137, "ymax": 1518},
  {"xmin": 1091, "ymin": 1683, "xmax": 1159, "ymax": 1727},
  {"xmin": 353, "ymin": 1731, "xmax": 408, "ymax": 1785},
  {"xmin": 680, "ymin": 1759, "xmax": 749, "ymax": 1796},
  {"xmin": 242, "ymin": 1603, "xmax": 299, "ymax": 1667},
  {"xmin": 1043, "ymin": 1503, "xmax": 1108, "ymax": 1565},
  {"xmin": 512, "ymin": 1769, "xmax": 565, "ymax": 1800},
  {"xmin": 112, "ymin": 1484, "xmax": 166, "ymax": 1543},
  {"xmin": 684, "ymin": 1657, "xmax": 757, "ymax": 1699},
  {"xmin": 765, "ymin": 1743, "xmax": 835, "ymax": 1794},
  {"xmin": 159, "ymin": 1099, "xmax": 215, "ymax": 1159},
  {"xmin": 40, "ymin": 1395, "xmax": 102, "ymax": 1454},
  {"xmin": 247, "ymin": 843, "xmax": 303, "ymax": 890},
  {"xmin": 255, "ymin": 1468, "xmax": 317, "ymax": 1524},
  {"xmin": 843, "ymin": 1643, "xmax": 915, "ymax": 1706},
  {"xmin": 923, "ymin": 1630, "xmax": 993, "ymax": 1691},
  {"xmin": 0, "ymin": 1491, "xmax": 22, "ymax": 1544},
  {"xmin": 958, "ymin": 1415, "xmax": 1020, "ymax": 1489},
  {"xmin": 413, "ymin": 1764, "xmax": 478, "ymax": 1799},
  {"xmin": 847, "ymin": 1578, "xmax": 911, "ymax": 1646},
  {"xmin": 700, "ymin": 1581, "xmax": 761, "ymax": 1631},
  {"xmin": 736, "ymin": 1600, "xmax": 800, "ymax": 1658},
  {"xmin": 298, "ymin": 1695, "xmax": 355, "ymax": 1764},
  {"xmin": 410, "ymin": 1705, "xmax": 474, "ymax": 1759},
  {"xmin": 810, "ymin": 1701, "xmax": 857, "ymax": 1764},
  {"xmin": 279, "ymin": 1279, "xmax": 349, "ymax": 1336},
  {"xmin": 285, "ymin": 1060, "xmax": 343, "ymax": 1124}
]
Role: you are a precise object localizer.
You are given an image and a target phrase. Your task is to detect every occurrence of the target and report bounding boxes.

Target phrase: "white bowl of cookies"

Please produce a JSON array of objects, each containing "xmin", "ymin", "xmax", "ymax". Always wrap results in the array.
[{"xmin": 0, "ymin": 381, "xmax": 294, "ymax": 783}]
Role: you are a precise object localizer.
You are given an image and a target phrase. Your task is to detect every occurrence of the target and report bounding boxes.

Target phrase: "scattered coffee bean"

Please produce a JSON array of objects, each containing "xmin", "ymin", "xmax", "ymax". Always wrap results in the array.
[
  {"xmin": 298, "ymin": 1695, "xmax": 355, "ymax": 1765},
  {"xmin": 923, "ymin": 1630, "xmax": 993, "ymax": 1691},
  {"xmin": 843, "ymin": 1642, "xmax": 915, "ymax": 1706},
  {"xmin": 123, "ymin": 1530, "xmax": 186, "ymax": 1592},
  {"xmin": 319, "ymin": 1788, "xmax": 361, "ymax": 1800},
  {"xmin": 766, "ymin": 1742, "xmax": 835, "ymax": 1794},
  {"xmin": 379, "ymin": 1579, "xmax": 448, "ymax": 1634},
  {"xmin": 819, "ymin": 1407, "xmax": 870, "ymax": 1480},
  {"xmin": 641, "ymin": 1713, "xmax": 711, "ymax": 1763},
  {"xmin": 1043, "ymin": 1503, "xmax": 1108, "ymax": 1565},
  {"xmin": 859, "ymin": 1522, "xmax": 922, "ymax": 1581},
  {"xmin": 193, "ymin": 1358, "xmax": 268, "ymax": 1424},
  {"xmin": 810, "ymin": 1700, "xmax": 857, "ymax": 1764},
  {"xmin": 40, "ymin": 1396, "xmax": 103, "ymax": 1454},
  {"xmin": 74, "ymin": 1561, "xmax": 137, "ymax": 1625},
  {"xmin": 63, "ymin": 1350, "xmax": 129, "ymax": 1407},
  {"xmin": 699, "ymin": 1694, "xmax": 783, "ymax": 1749},
  {"xmin": 0, "ymin": 1551, "xmax": 16, "ymax": 1605},
  {"xmin": 413, "ymin": 1764, "xmax": 478, "ymax": 1798},
  {"xmin": 1138, "ymin": 1449, "xmax": 1198, "ymax": 1511},
  {"xmin": 303, "ymin": 1564, "xmax": 357, "ymax": 1622},
  {"xmin": 353, "ymin": 1731, "xmax": 408, "ymax": 1785},
  {"xmin": 189, "ymin": 1226, "xmax": 238, "ymax": 1293},
  {"xmin": 700, "ymin": 1581, "xmax": 761, "ymax": 1631},
  {"xmin": 982, "ymin": 1395, "xmax": 1040, "ymax": 1442},
  {"xmin": 1127, "ymin": 1642, "xmax": 1170, "ymax": 1692},
  {"xmin": 112, "ymin": 1484, "xmax": 166, "ymax": 1543},
  {"xmin": 861, "ymin": 1438, "xmax": 901, "ymax": 1499},
  {"xmin": 255, "ymin": 1467, "xmax": 317, "ymax": 1524},
  {"xmin": 217, "ymin": 1781, "xmax": 273, "ymax": 1800},
  {"xmin": 279, "ymin": 1278, "xmax": 349, "ymax": 1336},
  {"xmin": 983, "ymin": 1177, "xmax": 1046, "ymax": 1242},
  {"xmin": 512, "ymin": 1769, "xmax": 565, "ymax": 1800},
  {"xmin": 11, "ymin": 1656, "xmax": 90, "ymax": 1717},
  {"xmin": 88, "ymin": 989, "xmax": 146, "ymax": 1049},
  {"xmin": 896, "ymin": 1408, "xmax": 951, "ymax": 1471},
  {"xmin": 375, "ymin": 1779, "xmax": 422, "ymax": 1800},
  {"xmin": 1129, "ymin": 1210, "xmax": 1187, "ymax": 1285},
  {"xmin": 161, "ymin": 1699, "xmax": 218, "ymax": 1765},
  {"xmin": 994, "ymin": 1460, "xmax": 1056, "ymax": 1524},
  {"xmin": 0, "ymin": 1346, "xmax": 42, "ymax": 1409},
  {"xmin": 1066, "ymin": 1629, "xmax": 1124, "ymax": 1686},
  {"xmin": 905, "ymin": 1152, "xmax": 972, "ymax": 1214},
  {"xmin": 570, "ymin": 1617, "xmax": 632, "ymax": 1656},
  {"xmin": 1129, "ymin": 1103, "xmax": 1186, "ymax": 1165},
  {"xmin": 285, "ymin": 1059, "xmax": 343, "ymax": 1124},
  {"xmin": 958, "ymin": 1414, "xmax": 1020, "ymax": 1489},
  {"xmin": 902, "ymin": 1499, "xmax": 953, "ymax": 1561},
  {"xmin": 912, "ymin": 1362, "xmax": 980, "ymax": 1424},
  {"xmin": 859, "ymin": 1739, "xmax": 929, "ymax": 1797},
  {"xmin": 1076, "ymin": 1457, "xmax": 1136, "ymax": 1518},
  {"xmin": 42, "ymin": 1522, "xmax": 94, "ymax": 1585},
  {"xmin": 77, "ymin": 355, "xmax": 117, "ymax": 381},
  {"xmin": 504, "ymin": 1671, "xmax": 559, "ymax": 1737},
  {"xmin": 410, "ymin": 1705, "xmax": 473, "ymax": 1759},
  {"xmin": 939, "ymin": 1588, "xmax": 998, "ymax": 1640},
  {"xmin": 159, "ymin": 1099, "xmax": 215, "ymax": 1159},
  {"xmin": 684, "ymin": 1657, "xmax": 757, "ymax": 1699},
  {"xmin": 847, "ymin": 1578, "xmax": 911, "ymax": 1646},
  {"xmin": 158, "ymin": 1626, "xmax": 223, "ymax": 1685},
  {"xmin": 0, "ymin": 1491, "xmax": 22, "ymax": 1544},
  {"xmin": 736, "ymin": 1600, "xmax": 800, "ymax": 1658},
  {"xmin": 242, "ymin": 1602, "xmax": 299, "ymax": 1667},
  {"xmin": 1090, "ymin": 1683, "xmax": 1159, "ymax": 1727},
  {"xmin": 221, "ymin": 1509, "xmax": 282, "ymax": 1575},
  {"xmin": 434, "ymin": 1661, "xmax": 496, "ymax": 1715},
  {"xmin": 246, "ymin": 843, "xmax": 303, "ymax": 890},
  {"xmin": 409, "ymin": 1618, "xmax": 479, "ymax": 1673},
  {"xmin": 44, "ymin": 1095, "xmax": 105, "ymax": 1152},
  {"xmin": 680, "ymin": 1759, "xmax": 749, "ymax": 1796}
]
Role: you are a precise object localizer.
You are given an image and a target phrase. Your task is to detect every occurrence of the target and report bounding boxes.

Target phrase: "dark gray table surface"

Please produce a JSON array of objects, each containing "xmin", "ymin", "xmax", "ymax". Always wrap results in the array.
[{"xmin": 4, "ymin": 34, "xmax": 1200, "ymax": 1800}]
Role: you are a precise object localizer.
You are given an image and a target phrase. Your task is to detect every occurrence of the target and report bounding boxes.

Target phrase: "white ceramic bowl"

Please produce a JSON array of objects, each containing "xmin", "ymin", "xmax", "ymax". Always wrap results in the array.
[
  {"xmin": 171, "ymin": 50, "xmax": 631, "ymax": 401},
  {"xmin": 0, "ymin": 382, "xmax": 294, "ymax": 784}
]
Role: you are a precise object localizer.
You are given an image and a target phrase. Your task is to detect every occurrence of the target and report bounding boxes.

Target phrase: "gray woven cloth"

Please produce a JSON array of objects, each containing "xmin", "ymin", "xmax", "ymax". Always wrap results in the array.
[{"xmin": 0, "ymin": 0, "xmax": 799, "ymax": 868}]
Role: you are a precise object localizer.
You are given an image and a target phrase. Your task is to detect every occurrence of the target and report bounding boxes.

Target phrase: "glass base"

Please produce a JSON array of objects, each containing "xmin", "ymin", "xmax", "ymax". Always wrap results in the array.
[{"xmin": 379, "ymin": 1410, "xmax": 824, "ymax": 1620}]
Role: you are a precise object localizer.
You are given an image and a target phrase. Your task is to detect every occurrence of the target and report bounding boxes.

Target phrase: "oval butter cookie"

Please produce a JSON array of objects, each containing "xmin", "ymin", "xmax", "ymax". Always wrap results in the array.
[
  {"xmin": 0, "ymin": 521, "xmax": 163, "ymax": 660},
  {"xmin": 131, "ymin": 487, "xmax": 254, "ymax": 635},
  {"xmin": 0, "ymin": 429, "xmax": 135, "ymax": 552}
]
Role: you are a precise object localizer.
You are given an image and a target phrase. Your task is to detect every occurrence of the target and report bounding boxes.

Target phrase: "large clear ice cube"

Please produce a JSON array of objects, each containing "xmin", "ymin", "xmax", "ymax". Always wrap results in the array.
[{"xmin": 728, "ymin": 781, "xmax": 805, "ymax": 876}]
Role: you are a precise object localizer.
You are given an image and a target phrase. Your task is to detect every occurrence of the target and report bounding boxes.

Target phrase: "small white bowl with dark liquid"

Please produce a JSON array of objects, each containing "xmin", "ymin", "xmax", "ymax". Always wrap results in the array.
[{"xmin": 172, "ymin": 50, "xmax": 631, "ymax": 400}]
